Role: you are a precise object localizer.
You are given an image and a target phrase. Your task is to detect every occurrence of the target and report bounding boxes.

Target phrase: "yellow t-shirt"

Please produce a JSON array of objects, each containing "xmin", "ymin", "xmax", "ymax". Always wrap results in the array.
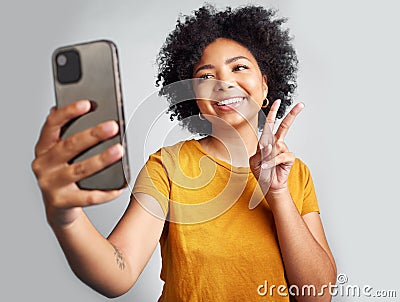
[{"xmin": 133, "ymin": 139, "xmax": 319, "ymax": 301}]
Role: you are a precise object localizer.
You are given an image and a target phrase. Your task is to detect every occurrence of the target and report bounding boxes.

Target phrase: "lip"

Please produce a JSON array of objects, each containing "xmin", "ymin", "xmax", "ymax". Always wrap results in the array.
[{"xmin": 213, "ymin": 96, "xmax": 246, "ymax": 112}]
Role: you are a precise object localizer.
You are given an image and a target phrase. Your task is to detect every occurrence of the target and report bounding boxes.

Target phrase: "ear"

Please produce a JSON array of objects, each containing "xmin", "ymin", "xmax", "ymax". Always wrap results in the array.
[{"xmin": 262, "ymin": 75, "xmax": 268, "ymax": 99}]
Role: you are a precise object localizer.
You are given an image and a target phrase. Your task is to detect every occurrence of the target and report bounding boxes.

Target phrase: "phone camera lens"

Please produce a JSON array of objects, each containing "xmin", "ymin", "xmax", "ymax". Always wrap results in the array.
[{"xmin": 57, "ymin": 54, "xmax": 67, "ymax": 67}]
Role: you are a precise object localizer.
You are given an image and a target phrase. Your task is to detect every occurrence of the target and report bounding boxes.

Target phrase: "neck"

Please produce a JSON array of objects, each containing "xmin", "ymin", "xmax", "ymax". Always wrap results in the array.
[{"xmin": 202, "ymin": 118, "xmax": 259, "ymax": 167}]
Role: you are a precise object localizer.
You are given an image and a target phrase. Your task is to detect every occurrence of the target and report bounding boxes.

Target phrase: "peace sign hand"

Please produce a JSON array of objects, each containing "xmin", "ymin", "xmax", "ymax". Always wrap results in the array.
[{"xmin": 249, "ymin": 99, "xmax": 304, "ymax": 197}]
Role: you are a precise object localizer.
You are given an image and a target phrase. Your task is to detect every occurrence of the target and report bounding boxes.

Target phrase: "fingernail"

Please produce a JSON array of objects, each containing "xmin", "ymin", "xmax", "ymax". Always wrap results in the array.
[
  {"xmin": 261, "ymin": 162, "xmax": 268, "ymax": 169},
  {"xmin": 77, "ymin": 100, "xmax": 90, "ymax": 111},
  {"xmin": 109, "ymin": 144, "xmax": 122, "ymax": 156},
  {"xmin": 103, "ymin": 121, "xmax": 118, "ymax": 133},
  {"xmin": 299, "ymin": 102, "xmax": 305, "ymax": 109}
]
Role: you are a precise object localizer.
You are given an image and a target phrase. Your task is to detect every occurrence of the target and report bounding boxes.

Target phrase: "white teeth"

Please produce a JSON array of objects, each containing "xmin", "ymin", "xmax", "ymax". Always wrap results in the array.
[{"xmin": 217, "ymin": 97, "xmax": 245, "ymax": 106}]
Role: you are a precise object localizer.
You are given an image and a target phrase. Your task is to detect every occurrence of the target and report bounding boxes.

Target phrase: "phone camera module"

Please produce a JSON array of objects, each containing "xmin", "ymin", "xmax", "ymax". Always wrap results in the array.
[{"xmin": 56, "ymin": 50, "xmax": 82, "ymax": 84}]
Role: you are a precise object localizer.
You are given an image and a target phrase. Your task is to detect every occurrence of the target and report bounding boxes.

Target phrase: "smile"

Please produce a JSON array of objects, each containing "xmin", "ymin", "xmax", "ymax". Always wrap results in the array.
[{"xmin": 216, "ymin": 97, "xmax": 246, "ymax": 106}]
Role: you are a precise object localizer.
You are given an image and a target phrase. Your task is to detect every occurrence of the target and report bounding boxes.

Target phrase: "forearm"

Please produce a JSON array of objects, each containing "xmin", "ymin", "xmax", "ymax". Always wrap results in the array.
[
  {"xmin": 267, "ymin": 189, "xmax": 336, "ymax": 302},
  {"xmin": 51, "ymin": 209, "xmax": 135, "ymax": 298}
]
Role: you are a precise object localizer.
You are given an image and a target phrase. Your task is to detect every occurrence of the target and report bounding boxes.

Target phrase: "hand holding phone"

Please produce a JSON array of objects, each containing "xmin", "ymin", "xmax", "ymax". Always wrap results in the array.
[
  {"xmin": 32, "ymin": 40, "xmax": 130, "ymax": 227},
  {"xmin": 32, "ymin": 101, "xmax": 125, "ymax": 226}
]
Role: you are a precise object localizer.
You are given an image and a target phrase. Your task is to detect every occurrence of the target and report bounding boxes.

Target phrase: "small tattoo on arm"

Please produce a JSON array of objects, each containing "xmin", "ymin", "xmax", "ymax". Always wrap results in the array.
[{"xmin": 111, "ymin": 243, "xmax": 126, "ymax": 270}]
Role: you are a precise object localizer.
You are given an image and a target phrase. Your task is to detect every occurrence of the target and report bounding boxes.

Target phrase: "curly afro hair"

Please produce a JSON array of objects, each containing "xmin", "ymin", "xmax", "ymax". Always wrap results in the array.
[{"xmin": 156, "ymin": 4, "xmax": 298, "ymax": 135}]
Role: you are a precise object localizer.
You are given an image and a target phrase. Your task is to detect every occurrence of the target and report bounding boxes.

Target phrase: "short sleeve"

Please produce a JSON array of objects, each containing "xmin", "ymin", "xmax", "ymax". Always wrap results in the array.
[
  {"xmin": 299, "ymin": 160, "xmax": 320, "ymax": 216},
  {"xmin": 132, "ymin": 149, "xmax": 171, "ymax": 216}
]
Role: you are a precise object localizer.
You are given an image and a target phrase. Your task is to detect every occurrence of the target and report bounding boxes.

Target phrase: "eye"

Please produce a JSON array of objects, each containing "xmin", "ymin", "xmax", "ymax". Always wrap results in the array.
[
  {"xmin": 233, "ymin": 64, "xmax": 249, "ymax": 72},
  {"xmin": 198, "ymin": 73, "xmax": 214, "ymax": 80}
]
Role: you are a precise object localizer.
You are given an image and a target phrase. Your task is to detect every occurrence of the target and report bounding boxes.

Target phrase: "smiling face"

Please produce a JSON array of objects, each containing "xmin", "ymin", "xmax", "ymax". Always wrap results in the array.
[{"xmin": 193, "ymin": 38, "xmax": 268, "ymax": 131}]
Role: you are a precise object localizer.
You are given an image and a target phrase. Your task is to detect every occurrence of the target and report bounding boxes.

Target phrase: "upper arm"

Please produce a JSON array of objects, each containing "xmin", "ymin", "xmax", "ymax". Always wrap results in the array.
[
  {"xmin": 107, "ymin": 193, "xmax": 165, "ymax": 283},
  {"xmin": 302, "ymin": 212, "xmax": 337, "ymax": 275}
]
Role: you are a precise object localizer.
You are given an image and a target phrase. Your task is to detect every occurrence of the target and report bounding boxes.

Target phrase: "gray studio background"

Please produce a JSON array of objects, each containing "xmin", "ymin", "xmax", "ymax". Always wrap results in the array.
[{"xmin": 1, "ymin": 0, "xmax": 399, "ymax": 301}]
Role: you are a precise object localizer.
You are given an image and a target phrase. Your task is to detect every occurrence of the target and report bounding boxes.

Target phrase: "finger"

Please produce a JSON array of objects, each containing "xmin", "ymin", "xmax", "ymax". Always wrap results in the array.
[
  {"xmin": 57, "ymin": 144, "xmax": 123, "ymax": 185},
  {"xmin": 55, "ymin": 188, "xmax": 124, "ymax": 208},
  {"xmin": 261, "ymin": 152, "xmax": 295, "ymax": 170},
  {"xmin": 259, "ymin": 99, "xmax": 281, "ymax": 147},
  {"xmin": 266, "ymin": 99, "xmax": 281, "ymax": 130},
  {"xmin": 34, "ymin": 143, "xmax": 123, "ymax": 189},
  {"xmin": 260, "ymin": 143, "xmax": 273, "ymax": 163},
  {"xmin": 35, "ymin": 100, "xmax": 91, "ymax": 157},
  {"xmin": 253, "ymin": 140, "xmax": 273, "ymax": 165},
  {"xmin": 34, "ymin": 144, "xmax": 123, "ymax": 196},
  {"xmin": 77, "ymin": 189, "xmax": 123, "ymax": 207},
  {"xmin": 258, "ymin": 141, "xmax": 284, "ymax": 167},
  {"xmin": 48, "ymin": 120, "xmax": 119, "ymax": 164},
  {"xmin": 270, "ymin": 140, "xmax": 289, "ymax": 158},
  {"xmin": 275, "ymin": 102, "xmax": 304, "ymax": 141}
]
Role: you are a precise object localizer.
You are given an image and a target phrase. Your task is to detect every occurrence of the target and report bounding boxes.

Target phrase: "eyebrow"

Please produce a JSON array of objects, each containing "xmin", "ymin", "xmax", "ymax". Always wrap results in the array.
[{"xmin": 194, "ymin": 56, "xmax": 251, "ymax": 75}]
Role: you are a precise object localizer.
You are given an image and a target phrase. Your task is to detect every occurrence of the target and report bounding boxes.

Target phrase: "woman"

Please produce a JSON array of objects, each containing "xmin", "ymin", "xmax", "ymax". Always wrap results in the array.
[{"xmin": 32, "ymin": 4, "xmax": 336, "ymax": 301}]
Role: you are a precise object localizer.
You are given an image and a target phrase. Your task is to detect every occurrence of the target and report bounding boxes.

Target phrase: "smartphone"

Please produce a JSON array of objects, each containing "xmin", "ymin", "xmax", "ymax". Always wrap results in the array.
[{"xmin": 52, "ymin": 40, "xmax": 130, "ymax": 190}]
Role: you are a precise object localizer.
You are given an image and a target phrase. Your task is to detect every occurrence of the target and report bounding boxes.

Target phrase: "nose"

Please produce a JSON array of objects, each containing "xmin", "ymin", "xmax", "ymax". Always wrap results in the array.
[
  {"xmin": 213, "ymin": 79, "xmax": 236, "ymax": 92},
  {"xmin": 213, "ymin": 69, "xmax": 238, "ymax": 92}
]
